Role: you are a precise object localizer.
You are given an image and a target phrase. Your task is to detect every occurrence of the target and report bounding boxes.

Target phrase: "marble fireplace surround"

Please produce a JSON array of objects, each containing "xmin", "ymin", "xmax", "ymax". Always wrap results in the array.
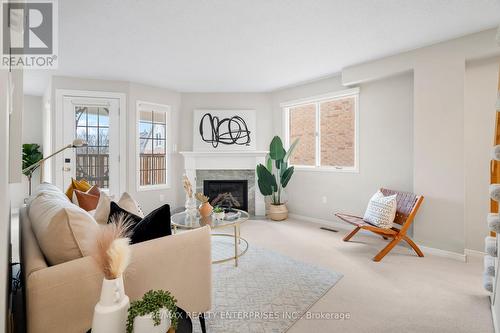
[{"xmin": 180, "ymin": 151, "xmax": 268, "ymax": 216}]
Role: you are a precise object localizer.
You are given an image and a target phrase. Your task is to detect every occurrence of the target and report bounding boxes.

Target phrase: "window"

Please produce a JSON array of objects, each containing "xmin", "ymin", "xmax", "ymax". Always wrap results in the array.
[
  {"xmin": 283, "ymin": 88, "xmax": 359, "ymax": 171},
  {"xmin": 137, "ymin": 102, "xmax": 169, "ymax": 189},
  {"xmin": 75, "ymin": 106, "xmax": 110, "ymax": 188}
]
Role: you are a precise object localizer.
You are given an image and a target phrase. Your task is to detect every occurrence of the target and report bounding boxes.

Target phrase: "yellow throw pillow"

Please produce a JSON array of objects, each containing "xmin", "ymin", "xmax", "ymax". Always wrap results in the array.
[{"xmin": 65, "ymin": 178, "xmax": 92, "ymax": 200}]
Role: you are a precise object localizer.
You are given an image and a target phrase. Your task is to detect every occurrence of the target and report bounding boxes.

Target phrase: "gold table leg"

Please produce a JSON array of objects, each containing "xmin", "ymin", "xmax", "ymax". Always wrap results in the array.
[{"xmin": 234, "ymin": 225, "xmax": 238, "ymax": 267}]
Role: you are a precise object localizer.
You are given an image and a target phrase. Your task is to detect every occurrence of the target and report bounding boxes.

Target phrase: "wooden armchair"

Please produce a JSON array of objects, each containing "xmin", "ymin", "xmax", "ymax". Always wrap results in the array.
[{"xmin": 335, "ymin": 188, "xmax": 424, "ymax": 262}]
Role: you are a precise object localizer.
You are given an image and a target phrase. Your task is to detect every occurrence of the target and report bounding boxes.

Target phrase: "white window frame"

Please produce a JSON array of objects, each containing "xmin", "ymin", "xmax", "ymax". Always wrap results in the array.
[
  {"xmin": 136, "ymin": 101, "xmax": 171, "ymax": 191},
  {"xmin": 281, "ymin": 88, "xmax": 360, "ymax": 173},
  {"xmin": 55, "ymin": 89, "xmax": 127, "ymax": 197}
]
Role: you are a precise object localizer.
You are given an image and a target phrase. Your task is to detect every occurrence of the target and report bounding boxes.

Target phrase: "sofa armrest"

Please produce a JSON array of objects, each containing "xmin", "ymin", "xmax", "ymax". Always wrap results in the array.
[
  {"xmin": 25, "ymin": 226, "xmax": 212, "ymax": 333},
  {"xmin": 125, "ymin": 226, "xmax": 212, "ymax": 314},
  {"xmin": 25, "ymin": 256, "xmax": 103, "ymax": 333}
]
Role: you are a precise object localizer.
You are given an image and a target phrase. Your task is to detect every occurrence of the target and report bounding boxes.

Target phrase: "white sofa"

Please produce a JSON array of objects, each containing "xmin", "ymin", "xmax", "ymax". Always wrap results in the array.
[{"xmin": 20, "ymin": 185, "xmax": 211, "ymax": 333}]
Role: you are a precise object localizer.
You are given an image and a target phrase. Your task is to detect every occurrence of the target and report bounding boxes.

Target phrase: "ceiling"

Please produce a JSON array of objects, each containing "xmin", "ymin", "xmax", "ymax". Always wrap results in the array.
[{"xmin": 24, "ymin": 0, "xmax": 500, "ymax": 96}]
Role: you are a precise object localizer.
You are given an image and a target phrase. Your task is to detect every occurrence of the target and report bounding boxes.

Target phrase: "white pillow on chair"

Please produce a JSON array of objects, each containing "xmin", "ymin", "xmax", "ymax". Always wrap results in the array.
[{"xmin": 363, "ymin": 190, "xmax": 397, "ymax": 229}]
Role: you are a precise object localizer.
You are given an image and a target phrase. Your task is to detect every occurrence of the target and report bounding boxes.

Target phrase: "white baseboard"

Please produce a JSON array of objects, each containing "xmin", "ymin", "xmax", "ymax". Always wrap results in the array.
[
  {"xmin": 288, "ymin": 213, "xmax": 350, "ymax": 231},
  {"xmin": 288, "ymin": 213, "xmax": 468, "ymax": 262},
  {"xmin": 418, "ymin": 245, "xmax": 466, "ymax": 262},
  {"xmin": 464, "ymin": 248, "xmax": 486, "ymax": 259}
]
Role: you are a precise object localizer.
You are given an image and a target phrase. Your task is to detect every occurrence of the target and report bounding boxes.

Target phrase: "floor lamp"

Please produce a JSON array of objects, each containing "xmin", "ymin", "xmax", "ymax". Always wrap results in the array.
[{"xmin": 22, "ymin": 138, "xmax": 87, "ymax": 194}]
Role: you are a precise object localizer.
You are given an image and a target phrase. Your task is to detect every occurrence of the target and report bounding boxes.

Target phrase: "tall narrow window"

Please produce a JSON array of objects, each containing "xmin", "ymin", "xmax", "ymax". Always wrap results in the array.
[
  {"xmin": 137, "ymin": 102, "xmax": 169, "ymax": 189},
  {"xmin": 75, "ymin": 106, "xmax": 110, "ymax": 188},
  {"xmin": 283, "ymin": 88, "xmax": 359, "ymax": 171}
]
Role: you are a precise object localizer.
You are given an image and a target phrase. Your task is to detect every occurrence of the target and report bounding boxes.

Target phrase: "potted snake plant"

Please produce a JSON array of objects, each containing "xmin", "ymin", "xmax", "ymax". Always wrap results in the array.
[{"xmin": 256, "ymin": 136, "xmax": 298, "ymax": 221}]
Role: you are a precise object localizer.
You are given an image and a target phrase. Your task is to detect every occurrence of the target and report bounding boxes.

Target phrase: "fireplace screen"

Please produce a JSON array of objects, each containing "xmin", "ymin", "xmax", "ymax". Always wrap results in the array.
[{"xmin": 203, "ymin": 180, "xmax": 248, "ymax": 212}]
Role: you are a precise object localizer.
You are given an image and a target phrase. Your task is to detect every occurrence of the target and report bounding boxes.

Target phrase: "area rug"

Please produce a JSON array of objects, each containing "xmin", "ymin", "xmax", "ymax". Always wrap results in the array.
[{"xmin": 193, "ymin": 237, "xmax": 343, "ymax": 333}]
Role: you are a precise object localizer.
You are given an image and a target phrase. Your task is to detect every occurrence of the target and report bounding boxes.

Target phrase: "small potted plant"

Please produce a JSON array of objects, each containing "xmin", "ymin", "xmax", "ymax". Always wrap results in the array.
[
  {"xmin": 126, "ymin": 290, "xmax": 178, "ymax": 333},
  {"xmin": 195, "ymin": 192, "xmax": 213, "ymax": 217},
  {"xmin": 213, "ymin": 206, "xmax": 225, "ymax": 220}
]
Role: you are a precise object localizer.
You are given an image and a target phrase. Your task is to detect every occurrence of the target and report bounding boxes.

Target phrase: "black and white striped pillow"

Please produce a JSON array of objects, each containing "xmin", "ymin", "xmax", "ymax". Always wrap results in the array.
[{"xmin": 363, "ymin": 191, "xmax": 397, "ymax": 229}]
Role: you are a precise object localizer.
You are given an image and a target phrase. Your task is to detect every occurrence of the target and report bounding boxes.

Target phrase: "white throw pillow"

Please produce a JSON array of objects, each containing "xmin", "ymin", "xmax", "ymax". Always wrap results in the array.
[
  {"xmin": 363, "ymin": 191, "xmax": 397, "ymax": 229},
  {"xmin": 28, "ymin": 192, "xmax": 98, "ymax": 265},
  {"xmin": 93, "ymin": 192, "xmax": 143, "ymax": 224},
  {"xmin": 26, "ymin": 182, "xmax": 67, "ymax": 207}
]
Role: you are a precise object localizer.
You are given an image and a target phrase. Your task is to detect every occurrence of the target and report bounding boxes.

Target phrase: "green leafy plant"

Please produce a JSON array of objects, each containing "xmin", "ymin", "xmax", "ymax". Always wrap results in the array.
[
  {"xmin": 126, "ymin": 290, "xmax": 178, "ymax": 333},
  {"xmin": 213, "ymin": 205, "xmax": 223, "ymax": 213},
  {"xmin": 22, "ymin": 144, "xmax": 43, "ymax": 195},
  {"xmin": 256, "ymin": 136, "xmax": 299, "ymax": 205}
]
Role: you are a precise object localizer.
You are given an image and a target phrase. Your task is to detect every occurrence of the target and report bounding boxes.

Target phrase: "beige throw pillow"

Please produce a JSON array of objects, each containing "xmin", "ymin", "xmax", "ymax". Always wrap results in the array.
[
  {"xmin": 94, "ymin": 192, "xmax": 144, "ymax": 224},
  {"xmin": 28, "ymin": 192, "xmax": 98, "ymax": 266}
]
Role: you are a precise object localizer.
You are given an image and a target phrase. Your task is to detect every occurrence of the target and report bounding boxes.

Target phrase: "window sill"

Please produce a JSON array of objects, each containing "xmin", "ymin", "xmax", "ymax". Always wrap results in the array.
[
  {"xmin": 137, "ymin": 184, "xmax": 170, "ymax": 192},
  {"xmin": 293, "ymin": 166, "xmax": 359, "ymax": 174}
]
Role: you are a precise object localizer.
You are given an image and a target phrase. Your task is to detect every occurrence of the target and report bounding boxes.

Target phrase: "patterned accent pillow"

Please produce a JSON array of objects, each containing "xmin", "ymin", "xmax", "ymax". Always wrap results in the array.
[{"xmin": 363, "ymin": 191, "xmax": 397, "ymax": 229}]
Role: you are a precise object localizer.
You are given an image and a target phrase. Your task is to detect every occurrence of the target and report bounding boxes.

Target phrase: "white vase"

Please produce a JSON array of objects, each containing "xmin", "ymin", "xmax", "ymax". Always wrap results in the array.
[
  {"xmin": 133, "ymin": 308, "xmax": 171, "ymax": 333},
  {"xmin": 91, "ymin": 276, "xmax": 130, "ymax": 333},
  {"xmin": 214, "ymin": 211, "xmax": 225, "ymax": 220}
]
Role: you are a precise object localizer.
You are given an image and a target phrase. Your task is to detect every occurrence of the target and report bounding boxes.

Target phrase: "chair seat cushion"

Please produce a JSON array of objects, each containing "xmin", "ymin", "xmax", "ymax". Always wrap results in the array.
[
  {"xmin": 335, "ymin": 213, "xmax": 399, "ymax": 235},
  {"xmin": 335, "ymin": 213, "xmax": 366, "ymax": 226}
]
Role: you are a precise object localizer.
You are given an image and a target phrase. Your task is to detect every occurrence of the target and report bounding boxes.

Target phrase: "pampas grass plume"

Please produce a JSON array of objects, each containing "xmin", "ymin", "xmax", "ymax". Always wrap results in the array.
[
  {"xmin": 107, "ymin": 238, "xmax": 131, "ymax": 279},
  {"xmin": 92, "ymin": 213, "xmax": 132, "ymax": 280}
]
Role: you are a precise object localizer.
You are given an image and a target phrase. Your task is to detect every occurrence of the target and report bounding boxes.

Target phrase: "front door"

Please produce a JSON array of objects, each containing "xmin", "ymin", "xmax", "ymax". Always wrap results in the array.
[{"xmin": 62, "ymin": 96, "xmax": 121, "ymax": 196}]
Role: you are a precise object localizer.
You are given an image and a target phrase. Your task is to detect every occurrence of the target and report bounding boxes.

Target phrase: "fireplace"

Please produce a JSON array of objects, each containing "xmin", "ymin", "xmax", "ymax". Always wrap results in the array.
[{"xmin": 204, "ymin": 180, "xmax": 249, "ymax": 212}]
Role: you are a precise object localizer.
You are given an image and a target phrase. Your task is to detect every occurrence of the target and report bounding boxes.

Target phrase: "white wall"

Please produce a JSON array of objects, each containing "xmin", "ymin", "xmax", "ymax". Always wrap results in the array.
[
  {"xmin": 128, "ymin": 83, "xmax": 182, "ymax": 213},
  {"xmin": 271, "ymin": 74, "xmax": 414, "ymax": 221},
  {"xmin": 342, "ymin": 28, "xmax": 500, "ymax": 254},
  {"xmin": 37, "ymin": 29, "xmax": 499, "ymax": 255},
  {"xmin": 8, "ymin": 69, "xmax": 23, "ymax": 184},
  {"xmin": 0, "ymin": 69, "xmax": 10, "ymax": 333},
  {"xmin": 464, "ymin": 57, "xmax": 500, "ymax": 252},
  {"xmin": 46, "ymin": 77, "xmax": 182, "ymax": 213},
  {"xmin": 413, "ymin": 53, "xmax": 466, "ymax": 253},
  {"xmin": 10, "ymin": 95, "xmax": 44, "ymax": 209},
  {"xmin": 179, "ymin": 92, "xmax": 273, "ymax": 151},
  {"xmin": 41, "ymin": 79, "xmax": 52, "ymax": 183},
  {"xmin": 48, "ymin": 76, "xmax": 129, "ymax": 186},
  {"xmin": 178, "ymin": 92, "xmax": 273, "ymax": 204}
]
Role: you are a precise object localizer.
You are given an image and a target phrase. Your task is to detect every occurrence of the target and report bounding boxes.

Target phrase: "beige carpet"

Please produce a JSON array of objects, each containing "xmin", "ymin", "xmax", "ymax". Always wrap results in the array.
[
  {"xmin": 194, "ymin": 241, "xmax": 342, "ymax": 333},
  {"xmin": 216, "ymin": 218, "xmax": 494, "ymax": 333}
]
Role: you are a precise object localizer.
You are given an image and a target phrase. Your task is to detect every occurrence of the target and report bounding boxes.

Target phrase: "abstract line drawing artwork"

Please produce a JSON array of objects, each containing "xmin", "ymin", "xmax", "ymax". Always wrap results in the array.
[
  {"xmin": 193, "ymin": 109, "xmax": 256, "ymax": 151},
  {"xmin": 199, "ymin": 113, "xmax": 251, "ymax": 148}
]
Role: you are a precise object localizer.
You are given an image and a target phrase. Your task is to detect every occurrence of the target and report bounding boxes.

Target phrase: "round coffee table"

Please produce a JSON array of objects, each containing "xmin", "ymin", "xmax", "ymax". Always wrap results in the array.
[{"xmin": 171, "ymin": 209, "xmax": 249, "ymax": 267}]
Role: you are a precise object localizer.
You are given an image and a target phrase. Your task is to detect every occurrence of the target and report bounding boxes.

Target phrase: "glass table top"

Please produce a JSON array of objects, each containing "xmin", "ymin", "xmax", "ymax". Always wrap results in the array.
[{"xmin": 171, "ymin": 209, "xmax": 249, "ymax": 229}]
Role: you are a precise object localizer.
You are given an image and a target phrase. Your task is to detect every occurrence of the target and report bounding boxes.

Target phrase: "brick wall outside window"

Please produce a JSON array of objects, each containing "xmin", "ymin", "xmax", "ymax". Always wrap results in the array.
[
  {"xmin": 286, "ymin": 93, "xmax": 356, "ymax": 169},
  {"xmin": 289, "ymin": 104, "xmax": 316, "ymax": 166},
  {"xmin": 320, "ymin": 97, "xmax": 354, "ymax": 167}
]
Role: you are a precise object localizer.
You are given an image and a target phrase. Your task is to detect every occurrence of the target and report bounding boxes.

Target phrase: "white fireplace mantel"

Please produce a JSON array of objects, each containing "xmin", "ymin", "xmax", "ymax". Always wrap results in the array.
[{"xmin": 180, "ymin": 150, "xmax": 268, "ymax": 216}]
